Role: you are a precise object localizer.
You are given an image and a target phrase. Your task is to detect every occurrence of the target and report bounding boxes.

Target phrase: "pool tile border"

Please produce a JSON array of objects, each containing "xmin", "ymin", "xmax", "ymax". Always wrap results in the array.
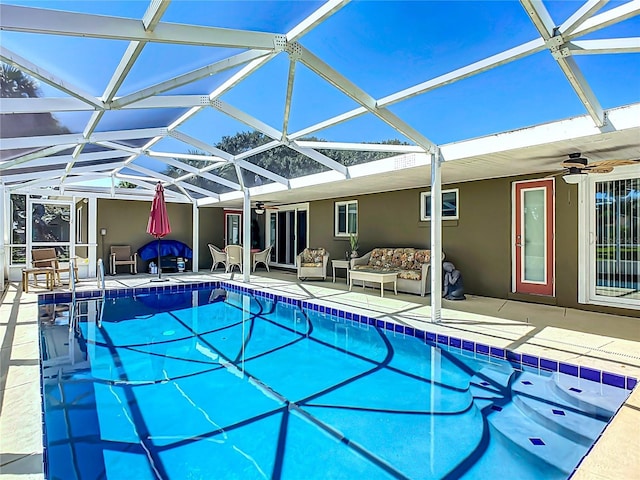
[{"xmin": 39, "ymin": 281, "xmax": 637, "ymax": 392}]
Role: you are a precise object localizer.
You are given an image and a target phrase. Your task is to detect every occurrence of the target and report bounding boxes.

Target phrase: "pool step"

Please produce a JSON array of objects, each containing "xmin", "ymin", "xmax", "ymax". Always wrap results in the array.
[
  {"xmin": 470, "ymin": 363, "xmax": 515, "ymax": 409},
  {"xmin": 512, "ymin": 372, "xmax": 608, "ymax": 447},
  {"xmin": 549, "ymin": 372, "xmax": 629, "ymax": 419},
  {"xmin": 488, "ymin": 401, "xmax": 585, "ymax": 475}
]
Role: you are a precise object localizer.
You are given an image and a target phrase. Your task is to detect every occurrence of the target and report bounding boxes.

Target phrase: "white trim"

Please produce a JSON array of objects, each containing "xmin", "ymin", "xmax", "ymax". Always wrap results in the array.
[
  {"xmin": 420, "ymin": 188, "xmax": 459, "ymax": 221},
  {"xmin": 334, "ymin": 200, "xmax": 358, "ymax": 237},
  {"xmin": 584, "ymin": 166, "xmax": 640, "ymax": 309}
]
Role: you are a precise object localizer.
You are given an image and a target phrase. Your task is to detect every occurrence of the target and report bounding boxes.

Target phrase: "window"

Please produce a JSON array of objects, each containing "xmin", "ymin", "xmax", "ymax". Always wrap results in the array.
[
  {"xmin": 10, "ymin": 194, "xmax": 26, "ymax": 265},
  {"xmin": 421, "ymin": 189, "xmax": 459, "ymax": 221},
  {"xmin": 335, "ymin": 200, "xmax": 358, "ymax": 236}
]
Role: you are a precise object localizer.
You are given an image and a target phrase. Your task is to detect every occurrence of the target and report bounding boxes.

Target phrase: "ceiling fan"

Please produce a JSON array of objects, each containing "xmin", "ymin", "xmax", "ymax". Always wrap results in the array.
[
  {"xmin": 253, "ymin": 202, "xmax": 279, "ymax": 214},
  {"xmin": 551, "ymin": 153, "xmax": 639, "ymax": 178}
]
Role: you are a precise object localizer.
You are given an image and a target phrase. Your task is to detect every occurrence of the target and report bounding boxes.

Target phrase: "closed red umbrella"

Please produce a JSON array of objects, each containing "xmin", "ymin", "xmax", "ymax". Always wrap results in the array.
[{"xmin": 147, "ymin": 182, "xmax": 171, "ymax": 281}]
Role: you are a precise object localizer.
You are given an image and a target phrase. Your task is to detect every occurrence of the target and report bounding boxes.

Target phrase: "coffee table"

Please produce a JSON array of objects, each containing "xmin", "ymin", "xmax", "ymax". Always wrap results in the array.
[{"xmin": 349, "ymin": 269, "xmax": 398, "ymax": 297}]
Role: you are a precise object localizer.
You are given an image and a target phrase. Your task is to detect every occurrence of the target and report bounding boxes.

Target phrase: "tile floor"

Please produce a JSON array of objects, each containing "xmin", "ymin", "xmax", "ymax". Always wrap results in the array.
[{"xmin": 1, "ymin": 269, "xmax": 638, "ymax": 479}]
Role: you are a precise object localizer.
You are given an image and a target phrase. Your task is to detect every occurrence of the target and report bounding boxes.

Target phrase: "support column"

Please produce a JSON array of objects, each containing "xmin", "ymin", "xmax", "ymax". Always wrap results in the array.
[
  {"xmin": 242, "ymin": 190, "xmax": 251, "ymax": 282},
  {"xmin": 430, "ymin": 147, "xmax": 442, "ymax": 323},
  {"xmin": 88, "ymin": 197, "xmax": 97, "ymax": 278},
  {"xmin": 192, "ymin": 202, "xmax": 199, "ymax": 272}
]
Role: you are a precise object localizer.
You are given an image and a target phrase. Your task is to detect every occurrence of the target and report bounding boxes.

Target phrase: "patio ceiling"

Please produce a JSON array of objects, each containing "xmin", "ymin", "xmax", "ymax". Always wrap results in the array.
[{"xmin": 0, "ymin": 0, "xmax": 639, "ymax": 207}]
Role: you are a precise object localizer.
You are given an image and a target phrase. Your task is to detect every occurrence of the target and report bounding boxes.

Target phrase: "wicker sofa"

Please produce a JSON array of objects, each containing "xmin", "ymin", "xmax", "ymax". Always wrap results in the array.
[{"xmin": 350, "ymin": 247, "xmax": 443, "ymax": 296}]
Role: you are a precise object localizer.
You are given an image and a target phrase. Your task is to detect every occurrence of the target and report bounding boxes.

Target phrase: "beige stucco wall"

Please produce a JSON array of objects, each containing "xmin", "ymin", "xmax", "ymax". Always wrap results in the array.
[
  {"xmin": 98, "ymin": 200, "xmax": 227, "ymax": 270},
  {"xmin": 306, "ymin": 175, "xmax": 636, "ymax": 317}
]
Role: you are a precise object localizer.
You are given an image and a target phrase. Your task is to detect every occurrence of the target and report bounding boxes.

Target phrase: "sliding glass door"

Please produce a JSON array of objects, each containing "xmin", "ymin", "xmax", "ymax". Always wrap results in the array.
[
  {"xmin": 591, "ymin": 176, "xmax": 639, "ymax": 304},
  {"xmin": 266, "ymin": 203, "xmax": 309, "ymax": 268}
]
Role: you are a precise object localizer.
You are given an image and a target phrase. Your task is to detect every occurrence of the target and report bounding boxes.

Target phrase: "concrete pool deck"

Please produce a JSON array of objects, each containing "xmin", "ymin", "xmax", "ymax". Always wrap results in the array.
[{"xmin": 1, "ymin": 269, "xmax": 638, "ymax": 479}]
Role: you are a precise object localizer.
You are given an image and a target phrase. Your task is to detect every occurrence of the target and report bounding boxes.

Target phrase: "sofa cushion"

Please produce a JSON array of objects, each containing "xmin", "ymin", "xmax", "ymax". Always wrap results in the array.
[
  {"xmin": 301, "ymin": 248, "xmax": 326, "ymax": 264},
  {"xmin": 398, "ymin": 269, "xmax": 422, "ymax": 281},
  {"xmin": 368, "ymin": 248, "xmax": 430, "ymax": 271}
]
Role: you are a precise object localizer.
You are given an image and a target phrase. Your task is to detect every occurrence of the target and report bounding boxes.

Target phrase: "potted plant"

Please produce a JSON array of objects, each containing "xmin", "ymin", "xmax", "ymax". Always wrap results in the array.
[{"xmin": 349, "ymin": 233, "xmax": 359, "ymax": 258}]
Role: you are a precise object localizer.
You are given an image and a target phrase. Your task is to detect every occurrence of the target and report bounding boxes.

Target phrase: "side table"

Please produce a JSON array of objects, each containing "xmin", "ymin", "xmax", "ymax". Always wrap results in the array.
[
  {"xmin": 331, "ymin": 259, "xmax": 350, "ymax": 283},
  {"xmin": 22, "ymin": 267, "xmax": 55, "ymax": 293}
]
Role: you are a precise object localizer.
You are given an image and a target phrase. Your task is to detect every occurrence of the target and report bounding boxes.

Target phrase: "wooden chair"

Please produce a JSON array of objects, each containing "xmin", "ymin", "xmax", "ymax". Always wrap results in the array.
[
  {"xmin": 225, "ymin": 245, "xmax": 243, "ymax": 273},
  {"xmin": 208, "ymin": 244, "xmax": 227, "ymax": 271},
  {"xmin": 31, "ymin": 248, "xmax": 78, "ymax": 287},
  {"xmin": 110, "ymin": 245, "xmax": 138, "ymax": 275},
  {"xmin": 252, "ymin": 245, "xmax": 273, "ymax": 272}
]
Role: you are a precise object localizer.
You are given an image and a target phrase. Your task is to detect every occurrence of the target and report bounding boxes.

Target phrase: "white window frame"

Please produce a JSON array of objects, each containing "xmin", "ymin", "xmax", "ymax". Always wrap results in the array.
[
  {"xmin": 335, "ymin": 200, "xmax": 358, "ymax": 237},
  {"xmin": 421, "ymin": 188, "xmax": 459, "ymax": 221}
]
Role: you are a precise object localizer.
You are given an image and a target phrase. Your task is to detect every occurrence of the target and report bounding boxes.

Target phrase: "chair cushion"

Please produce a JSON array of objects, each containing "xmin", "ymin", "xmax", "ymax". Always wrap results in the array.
[{"xmin": 301, "ymin": 248, "xmax": 326, "ymax": 264}]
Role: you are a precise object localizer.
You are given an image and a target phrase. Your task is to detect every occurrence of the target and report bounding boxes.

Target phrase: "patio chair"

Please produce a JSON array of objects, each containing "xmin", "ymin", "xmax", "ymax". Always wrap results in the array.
[
  {"xmin": 31, "ymin": 247, "xmax": 79, "ymax": 287},
  {"xmin": 252, "ymin": 245, "xmax": 273, "ymax": 272},
  {"xmin": 296, "ymin": 247, "xmax": 329, "ymax": 281},
  {"xmin": 110, "ymin": 245, "xmax": 138, "ymax": 275},
  {"xmin": 225, "ymin": 245, "xmax": 243, "ymax": 273},
  {"xmin": 208, "ymin": 244, "xmax": 227, "ymax": 271}
]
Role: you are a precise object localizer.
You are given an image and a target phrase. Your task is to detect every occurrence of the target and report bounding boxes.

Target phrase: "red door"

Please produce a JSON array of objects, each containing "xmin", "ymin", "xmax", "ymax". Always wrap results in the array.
[{"xmin": 514, "ymin": 179, "xmax": 555, "ymax": 296}]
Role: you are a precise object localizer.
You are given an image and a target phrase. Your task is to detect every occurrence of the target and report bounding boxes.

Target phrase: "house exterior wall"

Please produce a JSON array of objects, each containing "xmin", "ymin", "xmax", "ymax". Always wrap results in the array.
[
  {"xmin": 97, "ymin": 199, "xmax": 230, "ymax": 270},
  {"xmin": 307, "ymin": 175, "xmax": 636, "ymax": 317}
]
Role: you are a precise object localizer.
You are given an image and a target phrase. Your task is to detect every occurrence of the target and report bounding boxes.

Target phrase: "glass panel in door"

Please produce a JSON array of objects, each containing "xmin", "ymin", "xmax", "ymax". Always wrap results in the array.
[
  {"xmin": 594, "ymin": 178, "xmax": 639, "ymax": 299},
  {"xmin": 523, "ymin": 189, "xmax": 545, "ymax": 282},
  {"xmin": 225, "ymin": 212, "xmax": 241, "ymax": 246}
]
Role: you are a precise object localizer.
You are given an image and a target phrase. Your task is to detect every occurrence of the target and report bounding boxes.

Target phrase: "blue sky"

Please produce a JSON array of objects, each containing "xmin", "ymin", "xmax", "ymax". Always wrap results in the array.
[{"xmin": 3, "ymin": 0, "xmax": 639, "ymax": 151}]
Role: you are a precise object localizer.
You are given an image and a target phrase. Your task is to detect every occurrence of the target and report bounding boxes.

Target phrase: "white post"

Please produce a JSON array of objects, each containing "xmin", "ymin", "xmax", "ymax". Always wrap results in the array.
[
  {"xmin": 242, "ymin": 190, "xmax": 251, "ymax": 282},
  {"xmin": 87, "ymin": 197, "xmax": 97, "ymax": 278},
  {"xmin": 430, "ymin": 147, "xmax": 443, "ymax": 323},
  {"xmin": 192, "ymin": 202, "xmax": 199, "ymax": 273}
]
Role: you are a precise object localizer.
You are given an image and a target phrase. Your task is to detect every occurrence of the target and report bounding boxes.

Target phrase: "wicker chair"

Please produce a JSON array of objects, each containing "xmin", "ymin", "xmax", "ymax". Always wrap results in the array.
[
  {"xmin": 296, "ymin": 247, "xmax": 329, "ymax": 281},
  {"xmin": 225, "ymin": 245, "xmax": 243, "ymax": 273},
  {"xmin": 110, "ymin": 245, "xmax": 138, "ymax": 275},
  {"xmin": 252, "ymin": 245, "xmax": 273, "ymax": 272},
  {"xmin": 208, "ymin": 244, "xmax": 227, "ymax": 271}
]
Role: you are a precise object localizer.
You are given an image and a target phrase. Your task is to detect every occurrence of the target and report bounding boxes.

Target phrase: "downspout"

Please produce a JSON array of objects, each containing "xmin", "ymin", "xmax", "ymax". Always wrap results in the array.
[{"xmin": 430, "ymin": 147, "xmax": 443, "ymax": 323}]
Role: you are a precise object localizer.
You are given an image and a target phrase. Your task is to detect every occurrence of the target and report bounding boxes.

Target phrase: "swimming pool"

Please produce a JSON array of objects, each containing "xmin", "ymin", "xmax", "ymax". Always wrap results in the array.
[{"xmin": 39, "ymin": 284, "xmax": 633, "ymax": 479}]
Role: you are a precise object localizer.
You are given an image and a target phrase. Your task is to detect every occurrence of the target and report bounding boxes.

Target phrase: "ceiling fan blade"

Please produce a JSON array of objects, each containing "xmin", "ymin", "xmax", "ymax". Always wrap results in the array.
[
  {"xmin": 587, "ymin": 159, "xmax": 639, "ymax": 168},
  {"xmin": 586, "ymin": 165, "xmax": 614, "ymax": 174}
]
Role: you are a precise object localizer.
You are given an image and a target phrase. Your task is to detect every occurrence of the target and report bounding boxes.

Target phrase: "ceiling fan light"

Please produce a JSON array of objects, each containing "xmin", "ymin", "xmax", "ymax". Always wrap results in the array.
[
  {"xmin": 254, "ymin": 208, "xmax": 265, "ymax": 215},
  {"xmin": 563, "ymin": 173, "xmax": 583, "ymax": 184}
]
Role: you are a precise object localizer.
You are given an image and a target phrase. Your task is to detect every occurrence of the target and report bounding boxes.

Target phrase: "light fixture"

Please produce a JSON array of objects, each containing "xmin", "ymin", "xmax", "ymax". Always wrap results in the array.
[
  {"xmin": 563, "ymin": 174, "xmax": 583, "ymax": 184},
  {"xmin": 254, "ymin": 202, "xmax": 265, "ymax": 215}
]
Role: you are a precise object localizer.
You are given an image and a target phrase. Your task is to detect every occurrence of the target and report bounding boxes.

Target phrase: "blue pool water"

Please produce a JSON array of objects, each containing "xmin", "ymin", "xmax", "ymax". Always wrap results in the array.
[{"xmin": 39, "ymin": 286, "xmax": 631, "ymax": 479}]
